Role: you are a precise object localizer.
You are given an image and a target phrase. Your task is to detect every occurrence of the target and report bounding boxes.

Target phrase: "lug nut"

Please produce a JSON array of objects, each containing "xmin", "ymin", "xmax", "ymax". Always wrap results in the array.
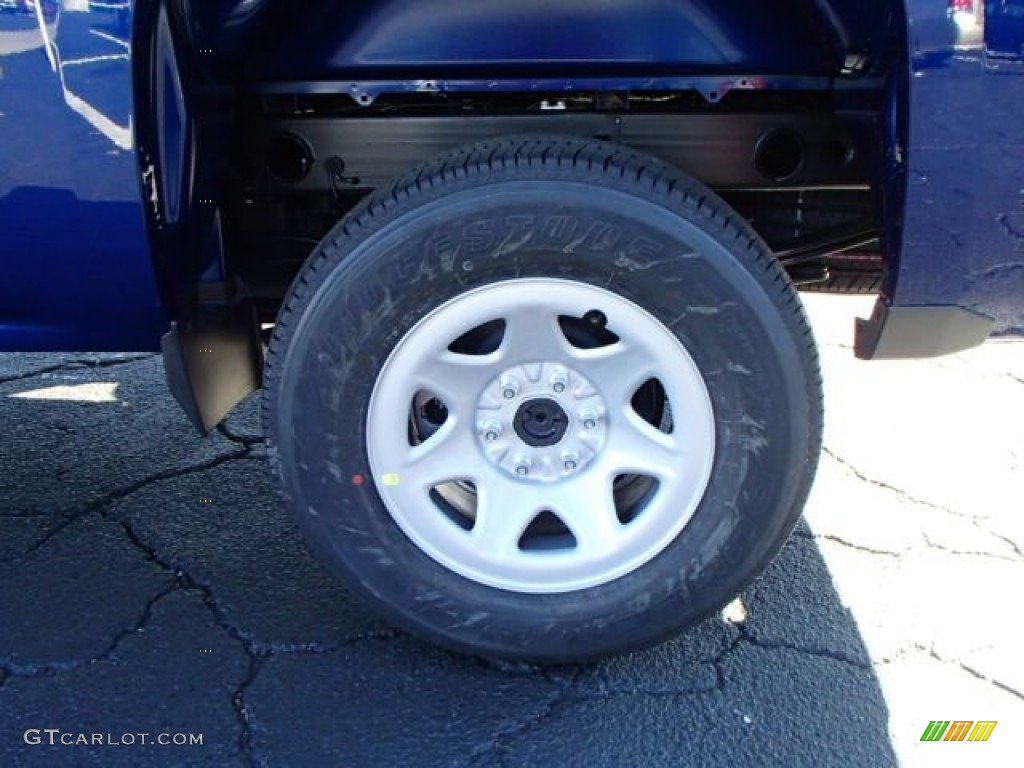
[
  {"xmin": 581, "ymin": 411, "xmax": 599, "ymax": 430},
  {"xmin": 515, "ymin": 464, "xmax": 530, "ymax": 476},
  {"xmin": 564, "ymin": 457, "xmax": 578, "ymax": 472},
  {"xmin": 550, "ymin": 370, "xmax": 568, "ymax": 394},
  {"xmin": 500, "ymin": 376, "xmax": 520, "ymax": 400},
  {"xmin": 481, "ymin": 421, "xmax": 502, "ymax": 442}
]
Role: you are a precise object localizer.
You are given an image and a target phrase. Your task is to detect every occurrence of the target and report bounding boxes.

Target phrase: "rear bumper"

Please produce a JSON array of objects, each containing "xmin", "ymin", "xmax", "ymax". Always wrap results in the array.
[{"xmin": 854, "ymin": 299, "xmax": 994, "ymax": 360}]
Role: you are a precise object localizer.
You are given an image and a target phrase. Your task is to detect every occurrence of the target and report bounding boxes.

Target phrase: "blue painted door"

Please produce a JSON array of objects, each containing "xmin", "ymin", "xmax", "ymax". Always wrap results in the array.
[{"xmin": 0, "ymin": 1, "xmax": 166, "ymax": 351}]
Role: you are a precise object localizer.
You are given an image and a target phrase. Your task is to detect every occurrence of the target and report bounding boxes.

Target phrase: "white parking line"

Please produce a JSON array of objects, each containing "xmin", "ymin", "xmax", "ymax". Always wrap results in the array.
[
  {"xmin": 62, "ymin": 53, "xmax": 130, "ymax": 67},
  {"xmin": 61, "ymin": 87, "xmax": 133, "ymax": 150},
  {"xmin": 89, "ymin": 29, "xmax": 130, "ymax": 50}
]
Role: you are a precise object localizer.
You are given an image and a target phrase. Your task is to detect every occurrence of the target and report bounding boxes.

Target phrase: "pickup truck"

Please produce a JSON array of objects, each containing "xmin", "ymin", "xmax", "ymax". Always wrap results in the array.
[{"xmin": 2, "ymin": 1, "xmax": 1021, "ymax": 662}]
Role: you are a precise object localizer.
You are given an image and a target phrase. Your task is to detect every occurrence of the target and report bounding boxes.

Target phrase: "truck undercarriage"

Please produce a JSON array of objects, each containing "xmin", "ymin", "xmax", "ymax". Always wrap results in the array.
[{"xmin": 228, "ymin": 87, "xmax": 883, "ymax": 320}]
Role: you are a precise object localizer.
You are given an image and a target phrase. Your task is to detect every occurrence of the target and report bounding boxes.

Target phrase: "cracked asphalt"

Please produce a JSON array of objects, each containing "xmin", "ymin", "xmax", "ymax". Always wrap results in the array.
[{"xmin": 1, "ymin": 294, "xmax": 1021, "ymax": 768}]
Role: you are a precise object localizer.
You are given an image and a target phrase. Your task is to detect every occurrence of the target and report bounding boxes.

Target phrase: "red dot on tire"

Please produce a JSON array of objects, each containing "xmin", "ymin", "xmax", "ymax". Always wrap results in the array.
[{"xmin": 352, "ymin": 474, "xmax": 366, "ymax": 486}]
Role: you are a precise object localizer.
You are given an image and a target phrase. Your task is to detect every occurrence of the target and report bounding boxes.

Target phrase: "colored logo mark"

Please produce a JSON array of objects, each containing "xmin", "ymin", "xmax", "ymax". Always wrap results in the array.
[{"xmin": 920, "ymin": 721, "xmax": 997, "ymax": 742}]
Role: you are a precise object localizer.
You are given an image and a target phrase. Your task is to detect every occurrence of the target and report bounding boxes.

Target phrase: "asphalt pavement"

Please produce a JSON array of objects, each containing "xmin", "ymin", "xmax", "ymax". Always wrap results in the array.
[{"xmin": 1, "ymin": 294, "xmax": 1021, "ymax": 767}]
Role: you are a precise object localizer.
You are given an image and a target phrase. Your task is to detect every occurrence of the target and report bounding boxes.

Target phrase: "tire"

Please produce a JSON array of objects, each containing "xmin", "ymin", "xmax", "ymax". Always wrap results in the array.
[{"xmin": 264, "ymin": 136, "xmax": 823, "ymax": 662}]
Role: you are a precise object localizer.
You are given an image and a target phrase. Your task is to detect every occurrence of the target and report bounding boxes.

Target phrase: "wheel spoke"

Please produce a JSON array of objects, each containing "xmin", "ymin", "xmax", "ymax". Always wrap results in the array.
[
  {"xmin": 546, "ymin": 474, "xmax": 625, "ymax": 557},
  {"xmin": 401, "ymin": 421, "xmax": 482, "ymax": 490},
  {"xmin": 414, "ymin": 351, "xmax": 497, "ymax": 415},
  {"xmin": 499, "ymin": 306, "xmax": 571, "ymax": 363},
  {"xmin": 603, "ymin": 413, "xmax": 682, "ymax": 481},
  {"xmin": 575, "ymin": 340, "xmax": 661, "ymax": 406},
  {"xmin": 472, "ymin": 479, "xmax": 544, "ymax": 558}
]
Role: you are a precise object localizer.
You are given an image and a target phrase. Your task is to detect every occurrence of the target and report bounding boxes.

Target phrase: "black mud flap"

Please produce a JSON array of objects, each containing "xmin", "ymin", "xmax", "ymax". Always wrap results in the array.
[
  {"xmin": 855, "ymin": 298, "xmax": 994, "ymax": 360},
  {"xmin": 161, "ymin": 286, "xmax": 264, "ymax": 434}
]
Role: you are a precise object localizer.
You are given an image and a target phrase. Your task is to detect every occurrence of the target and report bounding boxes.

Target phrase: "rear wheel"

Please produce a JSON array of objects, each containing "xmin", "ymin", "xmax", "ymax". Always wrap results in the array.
[{"xmin": 264, "ymin": 136, "xmax": 823, "ymax": 661}]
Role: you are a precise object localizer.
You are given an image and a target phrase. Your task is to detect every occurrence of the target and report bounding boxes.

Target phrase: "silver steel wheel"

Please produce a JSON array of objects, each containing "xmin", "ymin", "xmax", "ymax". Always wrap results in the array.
[{"xmin": 366, "ymin": 278, "xmax": 715, "ymax": 594}]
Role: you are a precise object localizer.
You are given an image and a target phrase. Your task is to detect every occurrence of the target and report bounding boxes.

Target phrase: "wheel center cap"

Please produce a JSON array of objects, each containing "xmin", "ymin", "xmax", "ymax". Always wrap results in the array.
[
  {"xmin": 514, "ymin": 398, "xmax": 568, "ymax": 447},
  {"xmin": 475, "ymin": 361, "xmax": 608, "ymax": 483}
]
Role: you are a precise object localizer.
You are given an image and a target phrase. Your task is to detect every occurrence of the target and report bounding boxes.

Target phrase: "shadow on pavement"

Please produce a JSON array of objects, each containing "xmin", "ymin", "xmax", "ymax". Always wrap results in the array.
[{"xmin": 0, "ymin": 357, "xmax": 897, "ymax": 767}]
